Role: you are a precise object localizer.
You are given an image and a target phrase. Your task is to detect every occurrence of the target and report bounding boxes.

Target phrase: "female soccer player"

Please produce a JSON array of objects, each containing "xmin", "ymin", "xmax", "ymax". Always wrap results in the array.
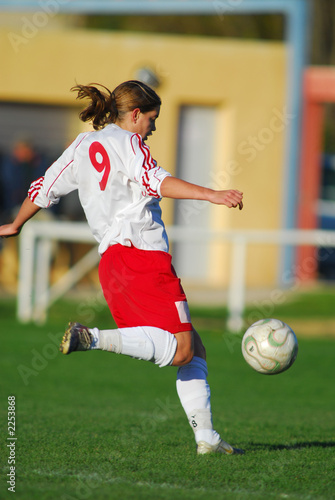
[{"xmin": 0, "ymin": 80, "xmax": 244, "ymax": 455}]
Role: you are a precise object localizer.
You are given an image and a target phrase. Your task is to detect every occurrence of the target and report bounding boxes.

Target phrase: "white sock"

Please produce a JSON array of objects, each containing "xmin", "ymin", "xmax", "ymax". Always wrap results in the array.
[
  {"xmin": 176, "ymin": 356, "xmax": 220, "ymax": 445},
  {"xmin": 89, "ymin": 325, "xmax": 177, "ymax": 368}
]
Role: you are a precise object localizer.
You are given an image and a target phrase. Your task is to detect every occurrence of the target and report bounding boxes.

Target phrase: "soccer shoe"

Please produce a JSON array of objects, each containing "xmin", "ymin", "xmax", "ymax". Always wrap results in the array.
[
  {"xmin": 197, "ymin": 439, "xmax": 245, "ymax": 455},
  {"xmin": 59, "ymin": 322, "xmax": 93, "ymax": 354}
]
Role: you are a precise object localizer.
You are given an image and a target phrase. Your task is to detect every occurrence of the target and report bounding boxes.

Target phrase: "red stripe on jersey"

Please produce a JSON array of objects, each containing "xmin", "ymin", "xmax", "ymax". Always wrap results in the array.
[
  {"xmin": 142, "ymin": 172, "xmax": 159, "ymax": 198},
  {"xmin": 130, "ymin": 134, "xmax": 139, "ymax": 155},
  {"xmin": 28, "ymin": 176, "xmax": 44, "ymax": 202},
  {"xmin": 75, "ymin": 133, "xmax": 90, "ymax": 149},
  {"xmin": 63, "ymin": 132, "xmax": 90, "ymax": 152},
  {"xmin": 45, "ymin": 160, "xmax": 73, "ymax": 197},
  {"xmin": 27, "ymin": 132, "xmax": 90, "ymax": 203},
  {"xmin": 136, "ymin": 136, "xmax": 160, "ymax": 198},
  {"xmin": 139, "ymin": 140, "xmax": 156, "ymax": 171},
  {"xmin": 29, "ymin": 191, "xmax": 39, "ymax": 202},
  {"xmin": 28, "ymin": 176, "xmax": 44, "ymax": 192},
  {"xmin": 40, "ymin": 132, "xmax": 89, "ymax": 185}
]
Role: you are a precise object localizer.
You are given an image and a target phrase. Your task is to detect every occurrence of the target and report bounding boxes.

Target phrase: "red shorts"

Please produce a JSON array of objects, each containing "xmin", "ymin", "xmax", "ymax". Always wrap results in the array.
[{"xmin": 99, "ymin": 244, "xmax": 192, "ymax": 334}]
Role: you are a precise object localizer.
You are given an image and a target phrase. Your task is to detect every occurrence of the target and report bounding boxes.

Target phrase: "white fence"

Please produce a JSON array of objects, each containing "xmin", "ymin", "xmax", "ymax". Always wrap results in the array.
[{"xmin": 17, "ymin": 221, "xmax": 335, "ymax": 330}]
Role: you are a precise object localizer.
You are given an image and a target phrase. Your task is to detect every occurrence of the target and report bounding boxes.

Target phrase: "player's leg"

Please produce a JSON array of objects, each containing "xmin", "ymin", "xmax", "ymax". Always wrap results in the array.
[
  {"xmin": 171, "ymin": 329, "xmax": 193, "ymax": 366},
  {"xmin": 62, "ymin": 243, "xmax": 194, "ymax": 367},
  {"xmin": 176, "ymin": 327, "xmax": 244, "ymax": 455},
  {"xmin": 60, "ymin": 244, "xmax": 243, "ymax": 454},
  {"xmin": 60, "ymin": 323, "xmax": 195, "ymax": 366},
  {"xmin": 60, "ymin": 321, "xmax": 243, "ymax": 453},
  {"xmin": 60, "ymin": 322, "xmax": 179, "ymax": 367}
]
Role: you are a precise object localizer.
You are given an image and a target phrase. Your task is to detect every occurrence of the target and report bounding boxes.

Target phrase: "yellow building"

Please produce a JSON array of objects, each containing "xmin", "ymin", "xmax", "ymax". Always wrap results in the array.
[{"xmin": 0, "ymin": 26, "xmax": 286, "ymax": 291}]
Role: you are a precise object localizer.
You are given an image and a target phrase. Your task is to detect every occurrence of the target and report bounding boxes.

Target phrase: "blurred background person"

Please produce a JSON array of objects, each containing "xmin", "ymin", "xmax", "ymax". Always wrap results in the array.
[{"xmin": 1, "ymin": 140, "xmax": 47, "ymax": 222}]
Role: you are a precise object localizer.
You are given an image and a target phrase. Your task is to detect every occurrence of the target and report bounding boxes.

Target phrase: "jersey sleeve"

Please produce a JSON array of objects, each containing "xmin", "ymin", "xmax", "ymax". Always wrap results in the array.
[
  {"xmin": 28, "ymin": 133, "xmax": 88, "ymax": 208},
  {"xmin": 130, "ymin": 134, "xmax": 171, "ymax": 199}
]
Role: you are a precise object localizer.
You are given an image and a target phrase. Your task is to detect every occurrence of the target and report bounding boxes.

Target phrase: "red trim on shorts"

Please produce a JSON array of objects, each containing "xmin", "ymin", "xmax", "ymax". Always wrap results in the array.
[{"xmin": 99, "ymin": 244, "xmax": 192, "ymax": 334}]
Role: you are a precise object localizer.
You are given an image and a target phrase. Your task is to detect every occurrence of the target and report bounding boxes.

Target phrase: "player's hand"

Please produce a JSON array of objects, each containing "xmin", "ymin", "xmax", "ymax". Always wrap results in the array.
[
  {"xmin": 0, "ymin": 224, "xmax": 21, "ymax": 238},
  {"xmin": 209, "ymin": 189, "xmax": 243, "ymax": 210}
]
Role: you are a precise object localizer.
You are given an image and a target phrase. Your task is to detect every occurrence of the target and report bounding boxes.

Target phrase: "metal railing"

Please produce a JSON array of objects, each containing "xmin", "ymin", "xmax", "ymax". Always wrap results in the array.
[{"xmin": 17, "ymin": 221, "xmax": 335, "ymax": 330}]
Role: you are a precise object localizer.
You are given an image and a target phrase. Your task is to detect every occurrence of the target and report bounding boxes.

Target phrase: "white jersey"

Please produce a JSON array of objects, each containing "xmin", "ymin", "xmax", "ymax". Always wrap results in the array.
[{"xmin": 28, "ymin": 124, "xmax": 171, "ymax": 255}]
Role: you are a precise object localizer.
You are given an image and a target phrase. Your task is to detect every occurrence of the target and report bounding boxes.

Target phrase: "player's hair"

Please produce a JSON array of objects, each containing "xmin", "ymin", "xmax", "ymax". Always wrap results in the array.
[{"xmin": 71, "ymin": 81, "xmax": 161, "ymax": 131}]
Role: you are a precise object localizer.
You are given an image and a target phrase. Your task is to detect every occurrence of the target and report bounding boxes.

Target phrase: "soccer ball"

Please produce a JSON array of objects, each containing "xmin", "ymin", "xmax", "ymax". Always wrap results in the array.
[{"xmin": 241, "ymin": 318, "xmax": 298, "ymax": 375}]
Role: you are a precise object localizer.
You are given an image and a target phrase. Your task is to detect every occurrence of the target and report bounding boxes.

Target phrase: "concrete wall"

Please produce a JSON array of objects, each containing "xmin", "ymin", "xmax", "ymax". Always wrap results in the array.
[{"xmin": 0, "ymin": 27, "xmax": 287, "ymax": 289}]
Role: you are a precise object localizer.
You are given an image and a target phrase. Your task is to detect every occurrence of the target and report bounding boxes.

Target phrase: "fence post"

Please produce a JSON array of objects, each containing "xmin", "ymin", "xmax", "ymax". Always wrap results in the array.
[
  {"xmin": 226, "ymin": 236, "xmax": 247, "ymax": 332},
  {"xmin": 33, "ymin": 237, "xmax": 53, "ymax": 323},
  {"xmin": 17, "ymin": 224, "xmax": 35, "ymax": 322}
]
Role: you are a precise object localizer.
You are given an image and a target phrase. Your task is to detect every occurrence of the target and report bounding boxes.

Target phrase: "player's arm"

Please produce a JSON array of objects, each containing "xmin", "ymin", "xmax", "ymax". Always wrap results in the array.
[
  {"xmin": 0, "ymin": 197, "xmax": 41, "ymax": 238},
  {"xmin": 160, "ymin": 176, "xmax": 243, "ymax": 210}
]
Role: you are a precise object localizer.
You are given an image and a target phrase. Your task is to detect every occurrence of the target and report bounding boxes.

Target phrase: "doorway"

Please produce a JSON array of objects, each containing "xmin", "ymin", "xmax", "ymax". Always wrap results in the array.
[{"xmin": 172, "ymin": 105, "xmax": 216, "ymax": 281}]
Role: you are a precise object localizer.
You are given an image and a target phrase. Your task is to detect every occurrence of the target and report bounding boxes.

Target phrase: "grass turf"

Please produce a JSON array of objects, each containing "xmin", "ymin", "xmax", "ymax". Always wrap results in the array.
[{"xmin": 0, "ymin": 290, "xmax": 335, "ymax": 500}]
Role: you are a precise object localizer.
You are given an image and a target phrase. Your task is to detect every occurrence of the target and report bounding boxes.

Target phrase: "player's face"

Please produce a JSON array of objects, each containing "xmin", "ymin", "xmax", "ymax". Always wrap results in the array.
[{"xmin": 135, "ymin": 107, "xmax": 160, "ymax": 141}]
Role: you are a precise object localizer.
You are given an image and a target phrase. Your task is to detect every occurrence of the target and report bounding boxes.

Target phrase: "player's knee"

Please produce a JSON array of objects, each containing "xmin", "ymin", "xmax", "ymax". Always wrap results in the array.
[
  {"xmin": 178, "ymin": 348, "xmax": 194, "ymax": 366},
  {"xmin": 173, "ymin": 348, "xmax": 194, "ymax": 366},
  {"xmin": 172, "ymin": 332, "xmax": 194, "ymax": 366}
]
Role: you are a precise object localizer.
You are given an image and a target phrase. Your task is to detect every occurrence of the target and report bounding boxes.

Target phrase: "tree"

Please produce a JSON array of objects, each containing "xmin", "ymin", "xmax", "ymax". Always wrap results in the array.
[{"xmin": 82, "ymin": 2, "xmax": 335, "ymax": 151}]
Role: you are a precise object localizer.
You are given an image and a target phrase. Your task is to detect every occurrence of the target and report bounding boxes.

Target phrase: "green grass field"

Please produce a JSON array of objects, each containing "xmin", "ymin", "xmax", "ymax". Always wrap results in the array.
[{"xmin": 1, "ymin": 288, "xmax": 335, "ymax": 500}]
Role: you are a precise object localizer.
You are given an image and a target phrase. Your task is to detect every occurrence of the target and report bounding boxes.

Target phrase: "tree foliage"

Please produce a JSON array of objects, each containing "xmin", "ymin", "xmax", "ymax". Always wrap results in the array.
[
  {"xmin": 82, "ymin": 1, "xmax": 335, "ymax": 152},
  {"xmin": 84, "ymin": 14, "xmax": 284, "ymax": 41},
  {"xmin": 83, "ymin": 1, "xmax": 334, "ymax": 65}
]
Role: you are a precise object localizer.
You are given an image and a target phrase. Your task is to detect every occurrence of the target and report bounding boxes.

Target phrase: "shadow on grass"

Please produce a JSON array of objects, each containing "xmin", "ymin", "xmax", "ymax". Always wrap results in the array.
[{"xmin": 251, "ymin": 440, "xmax": 335, "ymax": 451}]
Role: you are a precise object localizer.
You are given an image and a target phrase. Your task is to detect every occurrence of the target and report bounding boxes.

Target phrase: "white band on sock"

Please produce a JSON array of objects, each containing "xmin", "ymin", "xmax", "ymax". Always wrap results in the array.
[
  {"xmin": 188, "ymin": 408, "xmax": 213, "ymax": 431},
  {"xmin": 176, "ymin": 356, "xmax": 210, "ymax": 409},
  {"xmin": 90, "ymin": 327, "xmax": 122, "ymax": 353},
  {"xmin": 176, "ymin": 356, "xmax": 221, "ymax": 445}
]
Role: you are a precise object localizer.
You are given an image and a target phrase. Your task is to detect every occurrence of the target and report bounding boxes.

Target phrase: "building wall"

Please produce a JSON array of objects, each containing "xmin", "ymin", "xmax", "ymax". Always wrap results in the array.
[{"xmin": 0, "ymin": 27, "xmax": 286, "ymax": 289}]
